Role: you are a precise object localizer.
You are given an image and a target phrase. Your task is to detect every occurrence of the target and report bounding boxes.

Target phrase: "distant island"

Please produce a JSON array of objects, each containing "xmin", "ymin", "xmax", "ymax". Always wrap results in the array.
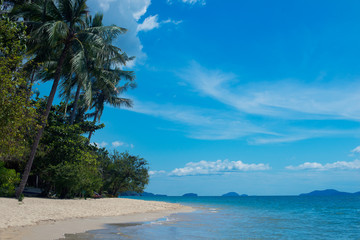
[
  {"xmin": 119, "ymin": 191, "xmax": 168, "ymax": 197},
  {"xmin": 139, "ymin": 192, "xmax": 154, "ymax": 196},
  {"xmin": 183, "ymin": 193, "xmax": 198, "ymax": 197},
  {"xmin": 300, "ymin": 189, "xmax": 360, "ymax": 196},
  {"xmin": 120, "ymin": 189, "xmax": 360, "ymax": 197},
  {"xmin": 154, "ymin": 194, "xmax": 168, "ymax": 197},
  {"xmin": 222, "ymin": 192, "xmax": 248, "ymax": 197}
]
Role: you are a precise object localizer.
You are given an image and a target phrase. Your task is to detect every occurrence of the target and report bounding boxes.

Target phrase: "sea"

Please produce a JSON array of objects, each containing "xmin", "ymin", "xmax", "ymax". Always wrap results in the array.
[{"xmin": 62, "ymin": 195, "xmax": 360, "ymax": 239}]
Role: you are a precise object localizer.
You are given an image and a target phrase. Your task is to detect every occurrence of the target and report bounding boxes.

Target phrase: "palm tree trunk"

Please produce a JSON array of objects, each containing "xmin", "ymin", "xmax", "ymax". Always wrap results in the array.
[
  {"xmin": 16, "ymin": 41, "xmax": 71, "ymax": 199},
  {"xmin": 88, "ymin": 111, "xmax": 99, "ymax": 141},
  {"xmin": 70, "ymin": 83, "xmax": 81, "ymax": 125},
  {"xmin": 29, "ymin": 68, "xmax": 36, "ymax": 89},
  {"xmin": 63, "ymin": 100, "xmax": 68, "ymax": 117}
]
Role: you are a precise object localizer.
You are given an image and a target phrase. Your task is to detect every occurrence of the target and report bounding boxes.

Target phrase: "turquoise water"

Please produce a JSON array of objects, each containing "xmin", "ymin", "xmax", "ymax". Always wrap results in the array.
[{"xmin": 63, "ymin": 196, "xmax": 360, "ymax": 239}]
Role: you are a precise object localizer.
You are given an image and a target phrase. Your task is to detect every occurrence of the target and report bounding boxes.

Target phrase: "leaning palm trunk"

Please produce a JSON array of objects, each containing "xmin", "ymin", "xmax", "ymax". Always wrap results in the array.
[
  {"xmin": 70, "ymin": 83, "xmax": 81, "ymax": 125},
  {"xmin": 88, "ymin": 110, "xmax": 99, "ymax": 141},
  {"xmin": 16, "ymin": 41, "xmax": 71, "ymax": 199}
]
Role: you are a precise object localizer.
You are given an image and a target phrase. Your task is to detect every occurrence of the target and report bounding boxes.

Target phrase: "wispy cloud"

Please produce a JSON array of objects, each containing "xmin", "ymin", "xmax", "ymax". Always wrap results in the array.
[
  {"xmin": 286, "ymin": 160, "xmax": 360, "ymax": 171},
  {"xmin": 167, "ymin": 0, "xmax": 206, "ymax": 5},
  {"xmin": 123, "ymin": 95, "xmax": 360, "ymax": 142},
  {"xmin": 250, "ymin": 128, "xmax": 360, "ymax": 145},
  {"xmin": 127, "ymin": 98, "xmax": 269, "ymax": 140},
  {"xmin": 351, "ymin": 146, "xmax": 360, "ymax": 153},
  {"xmin": 119, "ymin": 60, "xmax": 360, "ymax": 143},
  {"xmin": 180, "ymin": 61, "xmax": 360, "ymax": 121},
  {"xmin": 162, "ymin": 19, "xmax": 183, "ymax": 25},
  {"xmin": 170, "ymin": 159, "xmax": 270, "ymax": 176},
  {"xmin": 182, "ymin": 0, "xmax": 206, "ymax": 4}
]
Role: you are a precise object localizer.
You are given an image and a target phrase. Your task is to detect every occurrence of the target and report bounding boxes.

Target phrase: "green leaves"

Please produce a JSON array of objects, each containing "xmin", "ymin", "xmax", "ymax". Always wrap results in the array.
[
  {"xmin": 0, "ymin": 18, "xmax": 38, "ymax": 160},
  {"xmin": 47, "ymin": 20, "xmax": 69, "ymax": 47},
  {"xmin": 31, "ymin": 100, "xmax": 148, "ymax": 199},
  {"xmin": 102, "ymin": 151, "xmax": 149, "ymax": 196},
  {"xmin": 33, "ymin": 103, "xmax": 103, "ymax": 198},
  {"xmin": 0, "ymin": 161, "xmax": 20, "ymax": 197},
  {"xmin": 3, "ymin": 0, "xmax": 142, "ymax": 199}
]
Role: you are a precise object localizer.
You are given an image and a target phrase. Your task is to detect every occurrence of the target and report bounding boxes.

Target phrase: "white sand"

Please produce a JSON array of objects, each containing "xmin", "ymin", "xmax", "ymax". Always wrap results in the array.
[{"xmin": 0, "ymin": 197, "xmax": 193, "ymax": 240}]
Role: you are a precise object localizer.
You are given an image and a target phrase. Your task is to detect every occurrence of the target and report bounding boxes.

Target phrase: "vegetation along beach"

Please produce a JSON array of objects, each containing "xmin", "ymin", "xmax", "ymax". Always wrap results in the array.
[{"xmin": 1, "ymin": 0, "xmax": 360, "ymax": 239}]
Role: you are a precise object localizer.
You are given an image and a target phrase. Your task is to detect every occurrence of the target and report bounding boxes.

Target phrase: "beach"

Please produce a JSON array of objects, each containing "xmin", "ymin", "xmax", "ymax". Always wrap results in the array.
[{"xmin": 0, "ymin": 197, "xmax": 193, "ymax": 240}]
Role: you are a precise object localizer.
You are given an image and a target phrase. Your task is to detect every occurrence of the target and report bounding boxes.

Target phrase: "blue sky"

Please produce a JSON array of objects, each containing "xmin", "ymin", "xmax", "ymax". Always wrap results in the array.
[{"xmin": 46, "ymin": 0, "xmax": 360, "ymax": 195}]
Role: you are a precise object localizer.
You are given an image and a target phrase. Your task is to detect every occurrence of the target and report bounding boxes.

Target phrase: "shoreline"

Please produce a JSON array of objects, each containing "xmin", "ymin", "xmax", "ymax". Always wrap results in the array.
[{"xmin": 0, "ymin": 197, "xmax": 193, "ymax": 240}]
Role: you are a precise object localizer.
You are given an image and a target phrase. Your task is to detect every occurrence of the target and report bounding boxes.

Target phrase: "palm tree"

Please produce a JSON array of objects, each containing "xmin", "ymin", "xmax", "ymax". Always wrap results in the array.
[
  {"xmin": 88, "ymin": 69, "xmax": 136, "ymax": 141},
  {"xmin": 64, "ymin": 13, "xmax": 131, "ymax": 125},
  {"xmin": 12, "ymin": 0, "xmax": 126, "ymax": 198},
  {"xmin": 83, "ymin": 13, "xmax": 136, "ymax": 140},
  {"xmin": 66, "ymin": 13, "xmax": 109, "ymax": 125}
]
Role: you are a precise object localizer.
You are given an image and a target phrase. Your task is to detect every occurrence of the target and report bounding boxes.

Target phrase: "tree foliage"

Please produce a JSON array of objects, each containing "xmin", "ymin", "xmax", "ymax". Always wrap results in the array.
[
  {"xmin": 29, "ymin": 100, "xmax": 148, "ymax": 199},
  {"xmin": 103, "ymin": 151, "xmax": 149, "ymax": 196},
  {"xmin": 0, "ymin": 161, "xmax": 20, "ymax": 197},
  {"xmin": 32, "ymin": 100, "xmax": 103, "ymax": 198},
  {"xmin": 0, "ymin": 17, "xmax": 38, "ymax": 160},
  {"xmin": 11, "ymin": 0, "xmax": 133, "ymax": 198},
  {"xmin": 0, "ymin": 1, "xmax": 146, "ymax": 199}
]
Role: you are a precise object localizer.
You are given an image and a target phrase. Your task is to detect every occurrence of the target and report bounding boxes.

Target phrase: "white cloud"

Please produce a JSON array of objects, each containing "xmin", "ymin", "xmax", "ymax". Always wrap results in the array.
[
  {"xmin": 93, "ymin": 141, "xmax": 108, "ymax": 148},
  {"xmin": 110, "ymin": 141, "xmax": 134, "ymax": 149},
  {"xmin": 170, "ymin": 159, "xmax": 270, "ymax": 176},
  {"xmin": 112, "ymin": 141, "xmax": 125, "ymax": 147},
  {"xmin": 286, "ymin": 160, "xmax": 360, "ymax": 171},
  {"xmin": 149, "ymin": 170, "xmax": 166, "ymax": 176},
  {"xmin": 137, "ymin": 15, "xmax": 182, "ymax": 32},
  {"xmin": 132, "ymin": 0, "xmax": 151, "ymax": 21},
  {"xmin": 98, "ymin": 0, "xmax": 116, "ymax": 11},
  {"xmin": 93, "ymin": 0, "xmax": 182, "ymax": 66},
  {"xmin": 137, "ymin": 15, "xmax": 160, "ymax": 32},
  {"xmin": 92, "ymin": 0, "xmax": 150, "ymax": 65}
]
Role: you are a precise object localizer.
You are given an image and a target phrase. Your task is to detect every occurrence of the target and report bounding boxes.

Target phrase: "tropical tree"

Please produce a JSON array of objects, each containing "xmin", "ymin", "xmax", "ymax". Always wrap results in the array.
[
  {"xmin": 62, "ymin": 13, "xmax": 134, "ymax": 126},
  {"xmin": 87, "ymin": 76, "xmax": 134, "ymax": 141},
  {"xmin": 34, "ymin": 104, "xmax": 103, "ymax": 198},
  {"xmin": 11, "ymin": 0, "xmax": 127, "ymax": 198},
  {"xmin": 102, "ymin": 151, "xmax": 149, "ymax": 196},
  {"xmin": 65, "ymin": 13, "xmax": 104, "ymax": 125},
  {"xmin": 0, "ymin": 16, "xmax": 38, "ymax": 161}
]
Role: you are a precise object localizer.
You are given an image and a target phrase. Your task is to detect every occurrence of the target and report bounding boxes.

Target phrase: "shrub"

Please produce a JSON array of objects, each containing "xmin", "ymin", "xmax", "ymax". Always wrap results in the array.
[{"xmin": 0, "ymin": 161, "xmax": 20, "ymax": 197}]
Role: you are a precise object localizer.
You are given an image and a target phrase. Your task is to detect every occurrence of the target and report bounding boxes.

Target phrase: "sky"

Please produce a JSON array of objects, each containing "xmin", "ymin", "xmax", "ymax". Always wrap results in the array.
[{"xmin": 44, "ymin": 0, "xmax": 360, "ymax": 196}]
